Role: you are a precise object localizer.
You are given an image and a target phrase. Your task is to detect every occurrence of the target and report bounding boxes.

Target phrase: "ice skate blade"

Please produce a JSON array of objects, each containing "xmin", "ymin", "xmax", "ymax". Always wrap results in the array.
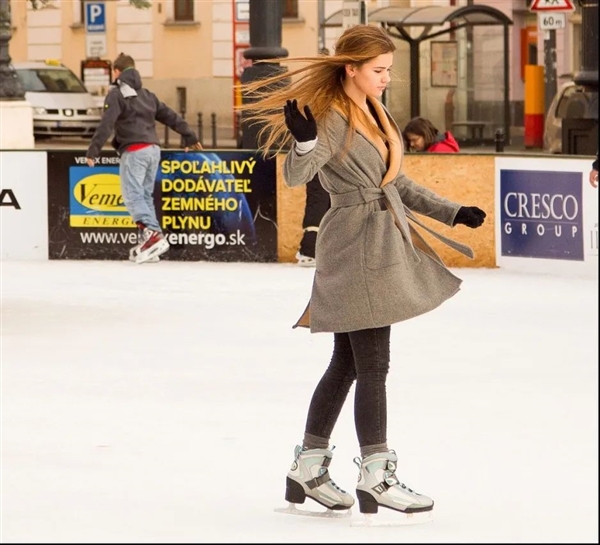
[
  {"xmin": 351, "ymin": 510, "xmax": 433, "ymax": 527},
  {"xmin": 135, "ymin": 240, "xmax": 169, "ymax": 264},
  {"xmin": 275, "ymin": 503, "xmax": 352, "ymax": 519},
  {"xmin": 129, "ymin": 255, "xmax": 160, "ymax": 263}
]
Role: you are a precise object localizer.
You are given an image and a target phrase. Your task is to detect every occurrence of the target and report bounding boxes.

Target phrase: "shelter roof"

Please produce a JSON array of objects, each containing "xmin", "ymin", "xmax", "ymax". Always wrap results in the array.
[{"xmin": 322, "ymin": 4, "xmax": 513, "ymax": 30}]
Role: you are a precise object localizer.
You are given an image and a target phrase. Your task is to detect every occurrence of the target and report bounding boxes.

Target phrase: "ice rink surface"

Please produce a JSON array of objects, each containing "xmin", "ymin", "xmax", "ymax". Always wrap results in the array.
[{"xmin": 1, "ymin": 260, "xmax": 598, "ymax": 543}]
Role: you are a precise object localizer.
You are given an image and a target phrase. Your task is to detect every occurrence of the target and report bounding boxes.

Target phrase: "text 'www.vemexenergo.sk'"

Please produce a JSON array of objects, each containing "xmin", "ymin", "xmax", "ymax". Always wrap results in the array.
[{"xmin": 79, "ymin": 230, "xmax": 246, "ymax": 249}]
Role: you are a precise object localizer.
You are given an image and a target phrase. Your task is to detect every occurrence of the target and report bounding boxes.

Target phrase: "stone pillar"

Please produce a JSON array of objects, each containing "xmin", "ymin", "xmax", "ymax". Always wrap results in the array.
[{"xmin": 0, "ymin": 0, "xmax": 34, "ymax": 149}]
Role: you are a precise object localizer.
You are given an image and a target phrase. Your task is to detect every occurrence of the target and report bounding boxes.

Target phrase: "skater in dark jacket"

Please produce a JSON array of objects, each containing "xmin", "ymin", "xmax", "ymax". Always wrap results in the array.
[
  {"xmin": 86, "ymin": 53, "xmax": 202, "ymax": 264},
  {"xmin": 403, "ymin": 116, "xmax": 460, "ymax": 153}
]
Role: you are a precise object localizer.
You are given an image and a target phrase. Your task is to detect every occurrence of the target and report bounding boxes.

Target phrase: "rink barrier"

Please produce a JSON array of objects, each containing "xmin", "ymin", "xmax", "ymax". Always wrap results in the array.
[
  {"xmin": 278, "ymin": 153, "xmax": 598, "ymax": 277},
  {"xmin": 1, "ymin": 149, "xmax": 278, "ymax": 262},
  {"xmin": 0, "ymin": 150, "xmax": 596, "ymax": 276},
  {"xmin": 277, "ymin": 153, "xmax": 496, "ymax": 268}
]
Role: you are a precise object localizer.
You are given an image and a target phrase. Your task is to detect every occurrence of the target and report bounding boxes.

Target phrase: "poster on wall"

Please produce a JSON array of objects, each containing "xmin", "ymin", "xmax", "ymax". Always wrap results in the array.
[
  {"xmin": 47, "ymin": 150, "xmax": 278, "ymax": 262},
  {"xmin": 495, "ymin": 157, "xmax": 597, "ymax": 277},
  {"xmin": 431, "ymin": 41, "xmax": 458, "ymax": 87}
]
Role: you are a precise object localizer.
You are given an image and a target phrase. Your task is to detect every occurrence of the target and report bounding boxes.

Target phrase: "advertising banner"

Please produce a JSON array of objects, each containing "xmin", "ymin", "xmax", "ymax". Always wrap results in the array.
[
  {"xmin": 47, "ymin": 150, "xmax": 277, "ymax": 261},
  {"xmin": 495, "ymin": 157, "xmax": 597, "ymax": 277},
  {"xmin": 1, "ymin": 151, "xmax": 48, "ymax": 260}
]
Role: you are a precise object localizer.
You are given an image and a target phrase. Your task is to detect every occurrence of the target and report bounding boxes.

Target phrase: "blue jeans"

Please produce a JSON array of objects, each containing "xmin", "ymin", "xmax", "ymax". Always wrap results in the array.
[
  {"xmin": 119, "ymin": 145, "xmax": 161, "ymax": 232},
  {"xmin": 304, "ymin": 326, "xmax": 391, "ymax": 447}
]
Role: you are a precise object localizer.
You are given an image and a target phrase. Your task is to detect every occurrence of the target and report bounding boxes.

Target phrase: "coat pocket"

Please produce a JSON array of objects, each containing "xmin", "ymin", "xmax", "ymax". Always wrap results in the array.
[{"xmin": 365, "ymin": 210, "xmax": 405, "ymax": 270}]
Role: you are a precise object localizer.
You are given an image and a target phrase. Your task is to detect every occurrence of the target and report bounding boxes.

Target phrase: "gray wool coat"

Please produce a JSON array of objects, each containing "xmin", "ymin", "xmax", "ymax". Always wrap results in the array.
[{"xmin": 283, "ymin": 98, "xmax": 474, "ymax": 334}]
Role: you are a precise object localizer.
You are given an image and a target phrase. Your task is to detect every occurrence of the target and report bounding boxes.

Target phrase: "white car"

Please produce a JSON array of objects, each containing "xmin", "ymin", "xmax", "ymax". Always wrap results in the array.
[
  {"xmin": 13, "ymin": 60, "xmax": 103, "ymax": 138},
  {"xmin": 543, "ymin": 80, "xmax": 598, "ymax": 154}
]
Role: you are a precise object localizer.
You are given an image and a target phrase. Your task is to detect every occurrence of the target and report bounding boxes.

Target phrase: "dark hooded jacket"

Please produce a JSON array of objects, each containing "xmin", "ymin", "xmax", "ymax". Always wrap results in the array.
[{"xmin": 86, "ymin": 67, "xmax": 198, "ymax": 158}]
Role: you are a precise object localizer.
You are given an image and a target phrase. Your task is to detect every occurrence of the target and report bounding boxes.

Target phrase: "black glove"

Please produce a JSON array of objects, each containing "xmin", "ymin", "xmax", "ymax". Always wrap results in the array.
[
  {"xmin": 453, "ymin": 206, "xmax": 486, "ymax": 228},
  {"xmin": 283, "ymin": 99, "xmax": 317, "ymax": 143}
]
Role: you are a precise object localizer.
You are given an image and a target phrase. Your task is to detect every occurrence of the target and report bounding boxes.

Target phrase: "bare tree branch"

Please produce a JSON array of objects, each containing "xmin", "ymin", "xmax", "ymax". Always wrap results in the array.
[{"xmin": 29, "ymin": 0, "xmax": 151, "ymax": 9}]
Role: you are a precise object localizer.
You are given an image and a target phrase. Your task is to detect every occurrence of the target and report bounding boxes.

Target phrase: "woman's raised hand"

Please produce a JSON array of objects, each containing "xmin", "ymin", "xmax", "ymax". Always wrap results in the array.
[{"xmin": 283, "ymin": 99, "xmax": 317, "ymax": 143}]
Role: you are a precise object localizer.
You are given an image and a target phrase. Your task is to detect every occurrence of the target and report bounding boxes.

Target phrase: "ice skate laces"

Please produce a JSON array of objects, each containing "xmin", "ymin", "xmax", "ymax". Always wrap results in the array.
[
  {"xmin": 319, "ymin": 467, "xmax": 347, "ymax": 494},
  {"xmin": 325, "ymin": 445, "xmax": 347, "ymax": 494},
  {"xmin": 384, "ymin": 460, "xmax": 416, "ymax": 492},
  {"xmin": 354, "ymin": 452, "xmax": 415, "ymax": 493}
]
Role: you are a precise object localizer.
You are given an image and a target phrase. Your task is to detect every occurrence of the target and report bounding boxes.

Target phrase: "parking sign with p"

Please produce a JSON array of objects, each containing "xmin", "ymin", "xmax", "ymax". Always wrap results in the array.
[
  {"xmin": 85, "ymin": 2, "xmax": 106, "ymax": 33},
  {"xmin": 84, "ymin": 2, "xmax": 106, "ymax": 58}
]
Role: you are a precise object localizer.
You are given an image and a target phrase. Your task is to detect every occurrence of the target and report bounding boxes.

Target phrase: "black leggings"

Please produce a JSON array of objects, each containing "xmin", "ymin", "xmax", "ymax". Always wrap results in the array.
[{"xmin": 304, "ymin": 326, "xmax": 391, "ymax": 447}]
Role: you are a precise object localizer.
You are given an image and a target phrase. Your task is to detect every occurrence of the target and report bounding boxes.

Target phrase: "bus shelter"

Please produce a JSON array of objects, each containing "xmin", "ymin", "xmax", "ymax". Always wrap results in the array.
[{"xmin": 323, "ymin": 5, "xmax": 513, "ymax": 143}]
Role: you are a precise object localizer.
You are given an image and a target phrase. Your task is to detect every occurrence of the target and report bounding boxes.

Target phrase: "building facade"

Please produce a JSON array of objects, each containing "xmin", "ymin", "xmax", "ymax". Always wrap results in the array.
[{"xmin": 8, "ymin": 0, "xmax": 586, "ymax": 144}]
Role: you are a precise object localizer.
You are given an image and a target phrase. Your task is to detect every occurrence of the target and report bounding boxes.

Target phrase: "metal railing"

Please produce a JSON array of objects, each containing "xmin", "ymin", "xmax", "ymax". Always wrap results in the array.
[{"xmin": 161, "ymin": 111, "xmax": 242, "ymax": 149}]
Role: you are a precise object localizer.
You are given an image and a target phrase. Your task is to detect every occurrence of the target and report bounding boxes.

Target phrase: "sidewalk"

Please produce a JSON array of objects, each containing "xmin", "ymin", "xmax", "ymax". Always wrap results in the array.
[
  {"xmin": 33, "ymin": 138, "xmax": 559, "ymax": 155},
  {"xmin": 33, "ymin": 136, "xmax": 238, "ymax": 151}
]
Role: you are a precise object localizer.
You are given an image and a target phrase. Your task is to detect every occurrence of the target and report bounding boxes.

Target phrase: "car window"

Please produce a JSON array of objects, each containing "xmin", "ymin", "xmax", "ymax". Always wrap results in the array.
[{"xmin": 15, "ymin": 68, "xmax": 88, "ymax": 93}]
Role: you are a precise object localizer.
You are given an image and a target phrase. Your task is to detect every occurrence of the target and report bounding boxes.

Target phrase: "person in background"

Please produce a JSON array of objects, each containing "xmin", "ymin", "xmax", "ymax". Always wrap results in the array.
[
  {"xmin": 296, "ymin": 173, "xmax": 330, "ymax": 267},
  {"xmin": 86, "ymin": 53, "xmax": 202, "ymax": 264},
  {"xmin": 295, "ymin": 46, "xmax": 333, "ymax": 268},
  {"xmin": 238, "ymin": 24, "xmax": 486, "ymax": 521},
  {"xmin": 403, "ymin": 116, "xmax": 460, "ymax": 153},
  {"xmin": 590, "ymin": 151, "xmax": 598, "ymax": 188}
]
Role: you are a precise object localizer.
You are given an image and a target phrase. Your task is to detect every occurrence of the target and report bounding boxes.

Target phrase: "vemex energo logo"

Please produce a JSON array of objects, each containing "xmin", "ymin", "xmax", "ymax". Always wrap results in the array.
[{"xmin": 69, "ymin": 166, "xmax": 134, "ymax": 228}]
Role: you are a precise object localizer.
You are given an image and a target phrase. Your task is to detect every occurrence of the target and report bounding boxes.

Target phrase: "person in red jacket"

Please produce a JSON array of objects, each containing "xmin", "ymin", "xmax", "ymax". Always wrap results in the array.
[{"xmin": 403, "ymin": 117, "xmax": 460, "ymax": 153}]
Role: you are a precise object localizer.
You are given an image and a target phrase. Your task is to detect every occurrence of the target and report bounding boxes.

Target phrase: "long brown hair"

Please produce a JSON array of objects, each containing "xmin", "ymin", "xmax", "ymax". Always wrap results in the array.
[{"xmin": 236, "ymin": 24, "xmax": 396, "ymax": 157}]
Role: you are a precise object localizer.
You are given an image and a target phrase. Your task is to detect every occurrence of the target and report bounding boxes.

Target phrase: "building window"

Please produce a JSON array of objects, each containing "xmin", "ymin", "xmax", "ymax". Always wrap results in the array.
[
  {"xmin": 283, "ymin": 0, "xmax": 298, "ymax": 18},
  {"xmin": 174, "ymin": 0, "xmax": 194, "ymax": 22}
]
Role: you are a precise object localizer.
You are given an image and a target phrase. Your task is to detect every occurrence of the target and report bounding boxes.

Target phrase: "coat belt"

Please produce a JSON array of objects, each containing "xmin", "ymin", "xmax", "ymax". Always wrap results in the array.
[
  {"xmin": 330, "ymin": 187, "xmax": 386, "ymax": 207},
  {"xmin": 329, "ymin": 186, "xmax": 474, "ymax": 261},
  {"xmin": 330, "ymin": 186, "xmax": 418, "ymax": 260}
]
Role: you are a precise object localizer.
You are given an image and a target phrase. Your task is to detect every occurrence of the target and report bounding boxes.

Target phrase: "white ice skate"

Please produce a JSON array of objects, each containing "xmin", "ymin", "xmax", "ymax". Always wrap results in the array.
[
  {"xmin": 352, "ymin": 450, "xmax": 434, "ymax": 527},
  {"xmin": 131, "ymin": 228, "xmax": 169, "ymax": 264},
  {"xmin": 295, "ymin": 251, "xmax": 316, "ymax": 268},
  {"xmin": 274, "ymin": 445, "xmax": 354, "ymax": 518},
  {"xmin": 129, "ymin": 228, "xmax": 161, "ymax": 263}
]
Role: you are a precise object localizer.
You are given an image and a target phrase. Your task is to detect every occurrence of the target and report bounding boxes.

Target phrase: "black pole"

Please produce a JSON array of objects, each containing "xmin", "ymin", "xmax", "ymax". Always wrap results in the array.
[
  {"xmin": 504, "ymin": 24, "xmax": 510, "ymax": 146},
  {"xmin": 409, "ymin": 40, "xmax": 419, "ymax": 118},
  {"xmin": 543, "ymin": 29, "xmax": 557, "ymax": 117},
  {"xmin": 211, "ymin": 112, "xmax": 217, "ymax": 148},
  {"xmin": 495, "ymin": 128, "xmax": 505, "ymax": 152},
  {"xmin": 197, "ymin": 112, "xmax": 203, "ymax": 146},
  {"xmin": 240, "ymin": 0, "xmax": 289, "ymax": 149},
  {"xmin": 0, "ymin": 0, "xmax": 25, "ymax": 100}
]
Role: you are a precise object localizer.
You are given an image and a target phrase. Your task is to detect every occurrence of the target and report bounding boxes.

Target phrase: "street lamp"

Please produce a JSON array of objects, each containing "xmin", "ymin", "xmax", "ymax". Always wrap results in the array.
[
  {"xmin": 0, "ymin": 0, "xmax": 25, "ymax": 100},
  {"xmin": 239, "ymin": 0, "xmax": 289, "ymax": 149}
]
